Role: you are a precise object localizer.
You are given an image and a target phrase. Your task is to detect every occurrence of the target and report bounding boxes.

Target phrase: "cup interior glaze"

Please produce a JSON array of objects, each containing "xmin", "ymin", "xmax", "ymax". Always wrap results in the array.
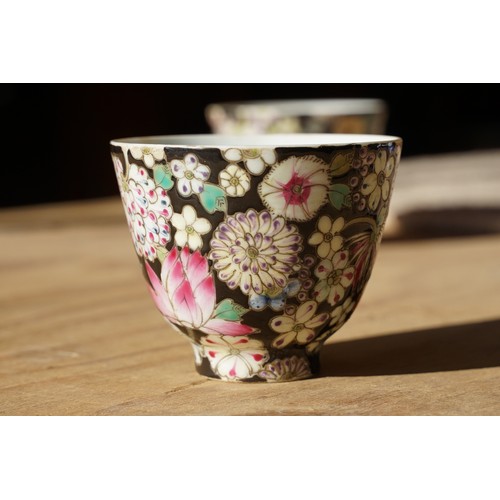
[
  {"xmin": 205, "ymin": 99, "xmax": 388, "ymax": 135},
  {"xmin": 110, "ymin": 134, "xmax": 402, "ymax": 382}
]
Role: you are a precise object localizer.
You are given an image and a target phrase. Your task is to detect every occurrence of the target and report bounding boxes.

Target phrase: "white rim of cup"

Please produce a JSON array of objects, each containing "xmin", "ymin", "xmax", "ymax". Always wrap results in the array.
[{"xmin": 110, "ymin": 134, "xmax": 402, "ymax": 149}]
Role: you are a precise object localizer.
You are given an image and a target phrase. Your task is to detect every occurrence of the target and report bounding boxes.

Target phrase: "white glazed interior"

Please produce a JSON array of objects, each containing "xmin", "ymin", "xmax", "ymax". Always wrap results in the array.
[{"xmin": 111, "ymin": 133, "xmax": 401, "ymax": 149}]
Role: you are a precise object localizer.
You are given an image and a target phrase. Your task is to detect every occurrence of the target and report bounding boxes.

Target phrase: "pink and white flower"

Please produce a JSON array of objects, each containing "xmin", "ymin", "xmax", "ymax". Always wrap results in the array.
[
  {"xmin": 119, "ymin": 163, "xmax": 173, "ymax": 261},
  {"xmin": 259, "ymin": 155, "xmax": 330, "ymax": 221},
  {"xmin": 209, "ymin": 209, "xmax": 303, "ymax": 296},
  {"xmin": 171, "ymin": 153, "xmax": 211, "ymax": 197},
  {"xmin": 270, "ymin": 300, "xmax": 329, "ymax": 349},
  {"xmin": 146, "ymin": 247, "xmax": 255, "ymax": 336},
  {"xmin": 200, "ymin": 335, "xmax": 269, "ymax": 381},
  {"xmin": 259, "ymin": 356, "xmax": 312, "ymax": 382},
  {"xmin": 313, "ymin": 250, "xmax": 355, "ymax": 305}
]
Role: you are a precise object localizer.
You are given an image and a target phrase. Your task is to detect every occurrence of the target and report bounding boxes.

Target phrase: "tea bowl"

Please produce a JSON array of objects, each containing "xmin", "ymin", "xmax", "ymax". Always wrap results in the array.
[
  {"xmin": 205, "ymin": 98, "xmax": 388, "ymax": 135},
  {"xmin": 110, "ymin": 134, "xmax": 402, "ymax": 382}
]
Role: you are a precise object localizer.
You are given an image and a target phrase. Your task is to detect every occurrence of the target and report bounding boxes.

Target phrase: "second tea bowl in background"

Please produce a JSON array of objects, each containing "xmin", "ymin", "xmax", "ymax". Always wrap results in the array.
[{"xmin": 205, "ymin": 98, "xmax": 388, "ymax": 135}]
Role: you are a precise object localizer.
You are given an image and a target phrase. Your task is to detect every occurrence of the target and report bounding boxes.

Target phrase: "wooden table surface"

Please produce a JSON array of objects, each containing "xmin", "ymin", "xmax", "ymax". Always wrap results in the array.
[{"xmin": 1, "ymin": 176, "xmax": 500, "ymax": 415}]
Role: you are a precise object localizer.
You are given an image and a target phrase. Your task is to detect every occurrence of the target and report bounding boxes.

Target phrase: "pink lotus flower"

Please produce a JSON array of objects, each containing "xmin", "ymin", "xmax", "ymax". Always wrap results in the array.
[{"xmin": 146, "ymin": 246, "xmax": 255, "ymax": 336}]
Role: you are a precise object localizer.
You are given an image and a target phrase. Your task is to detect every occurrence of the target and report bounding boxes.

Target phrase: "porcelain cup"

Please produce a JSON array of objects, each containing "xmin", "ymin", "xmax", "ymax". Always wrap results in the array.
[{"xmin": 110, "ymin": 134, "xmax": 402, "ymax": 382}]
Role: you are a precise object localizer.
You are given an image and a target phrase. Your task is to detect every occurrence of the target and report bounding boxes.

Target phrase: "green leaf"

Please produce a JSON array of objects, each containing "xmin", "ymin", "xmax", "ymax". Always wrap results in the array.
[
  {"xmin": 199, "ymin": 183, "xmax": 227, "ymax": 214},
  {"xmin": 331, "ymin": 151, "xmax": 354, "ymax": 177},
  {"xmin": 156, "ymin": 246, "xmax": 167, "ymax": 263},
  {"xmin": 329, "ymin": 184, "xmax": 352, "ymax": 210},
  {"xmin": 153, "ymin": 164, "xmax": 174, "ymax": 190},
  {"xmin": 213, "ymin": 299, "xmax": 249, "ymax": 321}
]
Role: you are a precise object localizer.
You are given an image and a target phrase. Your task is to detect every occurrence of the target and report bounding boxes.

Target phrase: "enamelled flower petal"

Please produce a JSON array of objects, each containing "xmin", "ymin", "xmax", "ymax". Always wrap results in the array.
[
  {"xmin": 270, "ymin": 300, "xmax": 329, "ymax": 349},
  {"xmin": 313, "ymin": 250, "xmax": 355, "ymax": 305},
  {"xmin": 209, "ymin": 209, "xmax": 303, "ymax": 296},
  {"xmin": 308, "ymin": 215, "xmax": 345, "ymax": 260},
  {"xmin": 171, "ymin": 153, "xmax": 211, "ymax": 197},
  {"xmin": 219, "ymin": 164, "xmax": 251, "ymax": 197},
  {"xmin": 171, "ymin": 205, "xmax": 211, "ymax": 251},
  {"xmin": 259, "ymin": 356, "xmax": 312, "ymax": 382},
  {"xmin": 259, "ymin": 155, "xmax": 330, "ymax": 222},
  {"xmin": 223, "ymin": 148, "xmax": 276, "ymax": 176},
  {"xmin": 360, "ymin": 149, "xmax": 395, "ymax": 212},
  {"xmin": 118, "ymin": 163, "xmax": 173, "ymax": 261},
  {"xmin": 200, "ymin": 335, "xmax": 269, "ymax": 381},
  {"xmin": 147, "ymin": 247, "xmax": 254, "ymax": 336},
  {"xmin": 130, "ymin": 146, "xmax": 165, "ymax": 168},
  {"xmin": 306, "ymin": 297, "xmax": 356, "ymax": 355}
]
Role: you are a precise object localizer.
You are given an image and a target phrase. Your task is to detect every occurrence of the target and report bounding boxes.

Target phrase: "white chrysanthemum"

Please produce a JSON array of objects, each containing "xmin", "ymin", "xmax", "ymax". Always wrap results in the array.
[{"xmin": 209, "ymin": 209, "xmax": 302, "ymax": 296}]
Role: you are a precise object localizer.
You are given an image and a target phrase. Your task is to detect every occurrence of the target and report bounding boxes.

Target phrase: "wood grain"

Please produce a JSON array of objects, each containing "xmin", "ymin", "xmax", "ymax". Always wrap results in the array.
[
  {"xmin": 385, "ymin": 149, "xmax": 500, "ymax": 238},
  {"xmin": 1, "ymin": 194, "xmax": 499, "ymax": 415}
]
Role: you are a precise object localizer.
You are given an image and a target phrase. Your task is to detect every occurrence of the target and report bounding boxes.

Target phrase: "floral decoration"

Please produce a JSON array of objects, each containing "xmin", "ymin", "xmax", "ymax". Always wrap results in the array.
[
  {"xmin": 119, "ymin": 163, "xmax": 173, "ymax": 261},
  {"xmin": 308, "ymin": 215, "xmax": 345, "ymax": 259},
  {"xmin": 146, "ymin": 246, "xmax": 255, "ymax": 336},
  {"xmin": 329, "ymin": 296, "xmax": 356, "ymax": 331},
  {"xmin": 112, "ymin": 155, "xmax": 124, "ymax": 178},
  {"xmin": 270, "ymin": 300, "xmax": 329, "ymax": 348},
  {"xmin": 360, "ymin": 149, "xmax": 395, "ymax": 211},
  {"xmin": 259, "ymin": 356, "xmax": 312, "ymax": 382},
  {"xmin": 345, "ymin": 220, "xmax": 379, "ymax": 291},
  {"xmin": 353, "ymin": 146, "xmax": 377, "ymax": 170},
  {"xmin": 209, "ymin": 209, "xmax": 302, "ymax": 296},
  {"xmin": 219, "ymin": 164, "xmax": 251, "ymax": 197},
  {"xmin": 259, "ymin": 156, "xmax": 330, "ymax": 222},
  {"xmin": 171, "ymin": 153, "xmax": 211, "ymax": 197},
  {"xmin": 112, "ymin": 137, "xmax": 401, "ymax": 382},
  {"xmin": 200, "ymin": 335, "xmax": 269, "ymax": 381},
  {"xmin": 130, "ymin": 146, "xmax": 165, "ymax": 168},
  {"xmin": 295, "ymin": 254, "xmax": 316, "ymax": 302},
  {"xmin": 306, "ymin": 297, "xmax": 356, "ymax": 355},
  {"xmin": 313, "ymin": 250, "xmax": 355, "ymax": 305},
  {"xmin": 171, "ymin": 205, "xmax": 211, "ymax": 251},
  {"xmin": 223, "ymin": 148, "xmax": 276, "ymax": 176}
]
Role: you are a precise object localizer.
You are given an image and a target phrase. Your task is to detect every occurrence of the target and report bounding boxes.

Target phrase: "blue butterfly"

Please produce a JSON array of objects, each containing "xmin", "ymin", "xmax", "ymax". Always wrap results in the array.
[{"xmin": 249, "ymin": 280, "xmax": 301, "ymax": 311}]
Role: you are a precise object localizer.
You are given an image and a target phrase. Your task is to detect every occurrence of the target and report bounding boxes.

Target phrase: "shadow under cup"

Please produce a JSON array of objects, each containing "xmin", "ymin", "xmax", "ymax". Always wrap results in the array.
[{"xmin": 110, "ymin": 134, "xmax": 402, "ymax": 382}]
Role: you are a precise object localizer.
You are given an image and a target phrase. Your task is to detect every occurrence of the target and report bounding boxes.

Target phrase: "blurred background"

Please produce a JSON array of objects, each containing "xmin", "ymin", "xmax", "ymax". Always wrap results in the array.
[{"xmin": 1, "ymin": 84, "xmax": 500, "ymax": 208}]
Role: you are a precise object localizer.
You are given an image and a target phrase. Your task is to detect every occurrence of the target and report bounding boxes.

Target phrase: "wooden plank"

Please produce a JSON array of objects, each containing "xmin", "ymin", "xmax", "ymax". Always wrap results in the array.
[
  {"xmin": 0, "ymin": 196, "xmax": 499, "ymax": 415},
  {"xmin": 385, "ymin": 149, "xmax": 500, "ymax": 238}
]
